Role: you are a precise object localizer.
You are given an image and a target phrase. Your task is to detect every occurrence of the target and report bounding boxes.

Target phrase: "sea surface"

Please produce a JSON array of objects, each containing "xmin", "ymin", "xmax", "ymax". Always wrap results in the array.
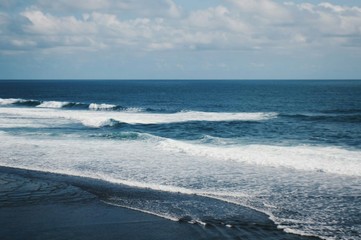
[{"xmin": 0, "ymin": 80, "xmax": 360, "ymax": 239}]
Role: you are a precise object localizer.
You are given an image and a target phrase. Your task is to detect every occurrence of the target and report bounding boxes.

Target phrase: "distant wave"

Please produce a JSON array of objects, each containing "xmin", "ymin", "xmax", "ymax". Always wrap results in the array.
[
  {"xmin": 0, "ymin": 98, "xmax": 41, "ymax": 106},
  {"xmin": 0, "ymin": 104, "xmax": 277, "ymax": 127},
  {"xmin": 89, "ymin": 103, "xmax": 118, "ymax": 111},
  {"xmin": 43, "ymin": 111, "xmax": 276, "ymax": 127},
  {"xmin": 0, "ymin": 97, "xmax": 143, "ymax": 112},
  {"xmin": 0, "ymin": 98, "xmax": 168, "ymax": 113},
  {"xmin": 37, "ymin": 101, "xmax": 72, "ymax": 109}
]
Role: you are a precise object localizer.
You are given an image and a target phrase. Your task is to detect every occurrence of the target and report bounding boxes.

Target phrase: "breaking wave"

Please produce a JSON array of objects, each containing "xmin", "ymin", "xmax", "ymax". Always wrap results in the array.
[
  {"xmin": 0, "ymin": 98, "xmax": 135, "ymax": 112},
  {"xmin": 0, "ymin": 98, "xmax": 40, "ymax": 106},
  {"xmin": 0, "ymin": 106, "xmax": 277, "ymax": 127},
  {"xmin": 89, "ymin": 103, "xmax": 118, "ymax": 111},
  {"xmin": 158, "ymin": 138, "xmax": 361, "ymax": 177},
  {"xmin": 37, "ymin": 101, "xmax": 72, "ymax": 109}
]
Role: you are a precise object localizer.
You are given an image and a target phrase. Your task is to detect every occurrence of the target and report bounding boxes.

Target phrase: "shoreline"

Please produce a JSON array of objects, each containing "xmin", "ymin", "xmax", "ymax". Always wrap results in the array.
[{"xmin": 0, "ymin": 166, "xmax": 320, "ymax": 240}]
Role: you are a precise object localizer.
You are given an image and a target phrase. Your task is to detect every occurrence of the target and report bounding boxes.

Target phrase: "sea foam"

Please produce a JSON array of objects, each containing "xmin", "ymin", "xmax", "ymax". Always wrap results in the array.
[
  {"xmin": 36, "ymin": 101, "xmax": 70, "ymax": 109},
  {"xmin": 89, "ymin": 103, "xmax": 117, "ymax": 111},
  {"xmin": 158, "ymin": 139, "xmax": 361, "ymax": 176},
  {"xmin": 0, "ymin": 107, "xmax": 277, "ymax": 127},
  {"xmin": 0, "ymin": 98, "xmax": 25, "ymax": 105},
  {"xmin": 0, "ymin": 130, "xmax": 359, "ymax": 239}
]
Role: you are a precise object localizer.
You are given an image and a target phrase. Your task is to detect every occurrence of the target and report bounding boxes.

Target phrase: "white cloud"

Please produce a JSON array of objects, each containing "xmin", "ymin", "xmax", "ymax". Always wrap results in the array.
[
  {"xmin": 36, "ymin": 0, "xmax": 182, "ymax": 18},
  {"xmin": 318, "ymin": 3, "xmax": 361, "ymax": 13},
  {"xmin": 227, "ymin": 0, "xmax": 292, "ymax": 23},
  {"xmin": 188, "ymin": 5, "xmax": 249, "ymax": 32},
  {"xmin": 37, "ymin": 0, "xmax": 110, "ymax": 11},
  {"xmin": 165, "ymin": 0, "xmax": 182, "ymax": 18},
  {"xmin": 288, "ymin": 2, "xmax": 361, "ymax": 37},
  {"xmin": 0, "ymin": 12, "xmax": 9, "ymax": 35},
  {"xmin": 21, "ymin": 10, "xmax": 96, "ymax": 35},
  {"xmin": 1, "ymin": 0, "xmax": 361, "ymax": 54}
]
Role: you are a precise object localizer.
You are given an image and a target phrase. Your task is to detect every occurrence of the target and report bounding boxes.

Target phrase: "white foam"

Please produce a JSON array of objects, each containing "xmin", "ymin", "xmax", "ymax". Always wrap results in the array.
[
  {"xmin": 0, "ymin": 98, "xmax": 25, "ymax": 105},
  {"xmin": 282, "ymin": 227, "xmax": 327, "ymax": 239},
  {"xmin": 123, "ymin": 107, "xmax": 145, "ymax": 113},
  {"xmin": 89, "ymin": 103, "xmax": 117, "ymax": 110},
  {"xmin": 104, "ymin": 201, "xmax": 179, "ymax": 222},
  {"xmin": 0, "ymin": 106, "xmax": 359, "ymax": 177},
  {"xmin": 158, "ymin": 139, "xmax": 361, "ymax": 176},
  {"xmin": 0, "ymin": 107, "xmax": 277, "ymax": 127},
  {"xmin": 172, "ymin": 111, "xmax": 276, "ymax": 122},
  {"xmin": 36, "ymin": 101, "xmax": 69, "ymax": 109},
  {"xmin": 0, "ymin": 131, "xmax": 359, "ymax": 239}
]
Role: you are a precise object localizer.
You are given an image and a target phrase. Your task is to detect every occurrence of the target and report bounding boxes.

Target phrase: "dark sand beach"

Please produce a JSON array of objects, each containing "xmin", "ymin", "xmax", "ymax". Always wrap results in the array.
[{"xmin": 0, "ymin": 166, "xmax": 320, "ymax": 240}]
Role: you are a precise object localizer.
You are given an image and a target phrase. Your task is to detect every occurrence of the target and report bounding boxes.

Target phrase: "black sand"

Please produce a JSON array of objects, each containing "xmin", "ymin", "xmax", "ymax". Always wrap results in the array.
[{"xmin": 0, "ymin": 167, "xmax": 320, "ymax": 240}]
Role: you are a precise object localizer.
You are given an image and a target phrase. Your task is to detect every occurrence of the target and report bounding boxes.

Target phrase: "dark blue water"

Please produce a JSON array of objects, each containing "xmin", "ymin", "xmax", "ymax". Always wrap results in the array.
[
  {"xmin": 1, "ymin": 80, "xmax": 361, "ymax": 148},
  {"xmin": 0, "ymin": 80, "xmax": 360, "ymax": 239}
]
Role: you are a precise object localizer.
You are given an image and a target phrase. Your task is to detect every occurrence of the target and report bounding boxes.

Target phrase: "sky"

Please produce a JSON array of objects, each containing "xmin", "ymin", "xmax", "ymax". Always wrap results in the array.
[{"xmin": 0, "ymin": 0, "xmax": 361, "ymax": 79}]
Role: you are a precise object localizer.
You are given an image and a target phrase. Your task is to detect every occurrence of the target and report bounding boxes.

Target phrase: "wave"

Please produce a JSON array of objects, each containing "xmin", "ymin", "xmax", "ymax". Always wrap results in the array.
[
  {"xmin": 157, "ymin": 139, "xmax": 361, "ymax": 176},
  {"xmin": 0, "ymin": 98, "xmax": 23, "ymax": 105},
  {"xmin": 0, "ymin": 98, "xmax": 128, "ymax": 111},
  {"xmin": 0, "ymin": 97, "xmax": 167, "ymax": 113},
  {"xmin": 37, "ymin": 101, "xmax": 72, "ymax": 109},
  {"xmin": 0, "ymin": 98, "xmax": 41, "ymax": 106},
  {"xmin": 5, "ymin": 121, "xmax": 359, "ymax": 177},
  {"xmin": 123, "ymin": 107, "xmax": 145, "ymax": 113},
  {"xmin": 89, "ymin": 103, "xmax": 118, "ymax": 111},
  {"xmin": 0, "ymin": 107, "xmax": 277, "ymax": 127}
]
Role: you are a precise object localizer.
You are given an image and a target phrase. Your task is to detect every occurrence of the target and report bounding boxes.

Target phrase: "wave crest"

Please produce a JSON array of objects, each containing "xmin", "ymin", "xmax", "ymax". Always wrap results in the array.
[
  {"xmin": 89, "ymin": 103, "xmax": 117, "ymax": 111},
  {"xmin": 0, "ymin": 106, "xmax": 277, "ymax": 127},
  {"xmin": 158, "ymin": 139, "xmax": 361, "ymax": 176},
  {"xmin": 0, "ymin": 98, "xmax": 40, "ymax": 106},
  {"xmin": 36, "ymin": 101, "xmax": 71, "ymax": 109}
]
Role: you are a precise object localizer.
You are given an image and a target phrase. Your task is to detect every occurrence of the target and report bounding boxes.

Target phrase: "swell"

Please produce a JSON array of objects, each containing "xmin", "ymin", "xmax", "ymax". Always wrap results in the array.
[
  {"xmin": 3, "ymin": 98, "xmax": 361, "ymax": 124},
  {"xmin": 0, "ymin": 106, "xmax": 277, "ymax": 127},
  {"xmin": 0, "ymin": 98, "xmax": 144, "ymax": 112}
]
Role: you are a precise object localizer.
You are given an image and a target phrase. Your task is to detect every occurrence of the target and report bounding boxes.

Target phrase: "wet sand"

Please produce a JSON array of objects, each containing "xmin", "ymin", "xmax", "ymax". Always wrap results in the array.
[
  {"xmin": 0, "ymin": 170, "xmax": 204, "ymax": 240},
  {"xmin": 0, "ymin": 167, "xmax": 319, "ymax": 240}
]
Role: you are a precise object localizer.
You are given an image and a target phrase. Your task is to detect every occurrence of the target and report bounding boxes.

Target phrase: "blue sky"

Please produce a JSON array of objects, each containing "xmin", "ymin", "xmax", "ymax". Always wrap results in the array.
[{"xmin": 0, "ymin": 0, "xmax": 360, "ymax": 79}]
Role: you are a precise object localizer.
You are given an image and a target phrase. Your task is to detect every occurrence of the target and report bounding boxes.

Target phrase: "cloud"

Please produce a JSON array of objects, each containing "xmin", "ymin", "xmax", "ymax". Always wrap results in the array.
[
  {"xmin": 35, "ymin": 0, "xmax": 182, "ymax": 18},
  {"xmin": 1, "ymin": 0, "xmax": 361, "ymax": 55},
  {"xmin": 21, "ymin": 10, "xmax": 96, "ymax": 35},
  {"xmin": 37, "ymin": 0, "xmax": 110, "ymax": 11},
  {"xmin": 227, "ymin": 0, "xmax": 292, "ymax": 23},
  {"xmin": 0, "ymin": 12, "xmax": 9, "ymax": 30},
  {"xmin": 286, "ymin": 2, "xmax": 361, "ymax": 41}
]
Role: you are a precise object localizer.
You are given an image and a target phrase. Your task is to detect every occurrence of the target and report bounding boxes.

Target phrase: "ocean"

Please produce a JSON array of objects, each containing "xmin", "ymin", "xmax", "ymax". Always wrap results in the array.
[{"xmin": 0, "ymin": 80, "xmax": 360, "ymax": 239}]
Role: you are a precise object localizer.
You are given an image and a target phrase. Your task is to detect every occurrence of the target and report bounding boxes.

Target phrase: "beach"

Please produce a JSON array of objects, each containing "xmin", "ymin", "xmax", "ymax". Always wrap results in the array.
[
  {"xmin": 0, "ymin": 166, "xmax": 320, "ymax": 240},
  {"xmin": 0, "ymin": 167, "xmax": 201, "ymax": 240}
]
